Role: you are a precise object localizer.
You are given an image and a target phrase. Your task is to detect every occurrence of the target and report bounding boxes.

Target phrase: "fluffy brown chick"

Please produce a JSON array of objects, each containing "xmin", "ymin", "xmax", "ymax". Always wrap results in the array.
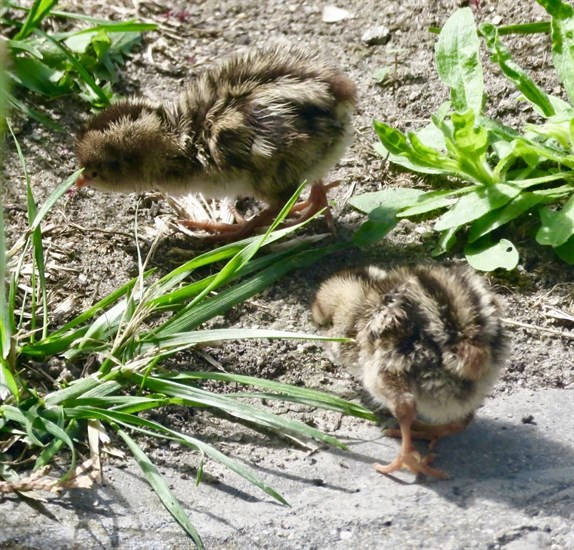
[
  {"xmin": 75, "ymin": 43, "xmax": 356, "ymax": 240},
  {"xmin": 312, "ymin": 264, "xmax": 508, "ymax": 480}
]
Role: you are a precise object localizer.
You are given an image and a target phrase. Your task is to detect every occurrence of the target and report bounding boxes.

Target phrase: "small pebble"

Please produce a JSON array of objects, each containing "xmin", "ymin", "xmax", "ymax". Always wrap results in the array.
[
  {"xmin": 362, "ymin": 25, "xmax": 391, "ymax": 46},
  {"xmin": 322, "ymin": 6, "xmax": 352, "ymax": 23}
]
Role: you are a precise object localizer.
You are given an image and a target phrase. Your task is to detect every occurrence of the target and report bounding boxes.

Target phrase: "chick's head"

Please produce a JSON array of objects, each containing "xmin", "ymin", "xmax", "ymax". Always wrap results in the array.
[{"xmin": 76, "ymin": 101, "xmax": 180, "ymax": 193}]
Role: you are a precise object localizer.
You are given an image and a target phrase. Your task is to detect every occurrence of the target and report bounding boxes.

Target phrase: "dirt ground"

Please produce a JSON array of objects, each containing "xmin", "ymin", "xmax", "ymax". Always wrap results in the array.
[{"xmin": 2, "ymin": 0, "xmax": 574, "ymax": 547}]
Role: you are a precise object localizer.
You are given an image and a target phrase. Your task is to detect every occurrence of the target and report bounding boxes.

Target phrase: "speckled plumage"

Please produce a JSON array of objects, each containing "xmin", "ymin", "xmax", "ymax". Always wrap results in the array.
[
  {"xmin": 76, "ymin": 43, "xmax": 356, "ymax": 209},
  {"xmin": 312, "ymin": 264, "xmax": 508, "ymax": 478}
]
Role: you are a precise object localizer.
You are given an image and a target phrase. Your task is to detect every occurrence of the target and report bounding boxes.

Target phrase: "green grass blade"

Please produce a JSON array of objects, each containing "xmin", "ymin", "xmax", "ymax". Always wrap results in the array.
[
  {"xmin": 128, "ymin": 373, "xmax": 347, "ymax": 449},
  {"xmin": 172, "ymin": 371, "xmax": 377, "ymax": 421},
  {"xmin": 5, "ymin": 91, "xmax": 64, "ymax": 131},
  {"xmin": 51, "ymin": 270, "xmax": 151, "ymax": 335},
  {"xmin": 30, "ymin": 169, "xmax": 82, "ymax": 231},
  {"xmin": 33, "ymin": 411, "xmax": 76, "ymax": 478},
  {"xmin": 116, "ymin": 428, "xmax": 204, "ymax": 549},
  {"xmin": 435, "ymin": 7, "xmax": 483, "ymax": 116},
  {"xmin": 8, "ymin": 39, "xmax": 43, "ymax": 59},
  {"xmin": 179, "ymin": 180, "xmax": 307, "ymax": 310},
  {"xmin": 34, "ymin": 419, "xmax": 78, "ymax": 471},
  {"xmin": 68, "ymin": 406, "xmax": 289, "ymax": 505},
  {"xmin": 44, "ymin": 376, "xmax": 105, "ymax": 407},
  {"xmin": 0, "ymin": 41, "xmax": 12, "ymax": 385},
  {"xmin": 151, "ymin": 243, "xmax": 341, "ymax": 338},
  {"xmin": 6, "ymin": 120, "xmax": 49, "ymax": 339},
  {"xmin": 142, "ymin": 328, "xmax": 350, "ymax": 354},
  {"xmin": 0, "ymin": 359, "xmax": 19, "ymax": 401},
  {"xmin": 14, "ymin": 0, "xmax": 58, "ymax": 40},
  {"xmin": 51, "ymin": 22, "xmax": 157, "ymax": 40}
]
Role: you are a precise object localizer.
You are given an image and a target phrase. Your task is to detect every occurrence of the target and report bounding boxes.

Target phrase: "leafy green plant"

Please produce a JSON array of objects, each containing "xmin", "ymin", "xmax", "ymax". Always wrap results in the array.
[
  {"xmin": 354, "ymin": 1, "xmax": 574, "ymax": 270},
  {"xmin": 2, "ymin": 0, "xmax": 156, "ymax": 127},
  {"xmin": 0, "ymin": 123, "xmax": 380, "ymax": 546}
]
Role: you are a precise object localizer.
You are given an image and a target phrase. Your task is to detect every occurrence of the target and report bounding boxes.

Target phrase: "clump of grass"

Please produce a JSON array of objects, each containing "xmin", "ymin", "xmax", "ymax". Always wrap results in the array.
[
  {"xmin": 2, "ymin": 0, "xmax": 156, "ymax": 128},
  {"xmin": 355, "ymin": 0, "xmax": 574, "ymax": 270},
  {"xmin": 0, "ymin": 122, "xmax": 380, "ymax": 546}
]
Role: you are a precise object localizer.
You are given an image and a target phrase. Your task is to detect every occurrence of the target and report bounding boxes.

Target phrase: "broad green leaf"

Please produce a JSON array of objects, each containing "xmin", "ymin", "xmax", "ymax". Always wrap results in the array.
[
  {"xmin": 409, "ymin": 132, "xmax": 462, "ymax": 171},
  {"xmin": 352, "ymin": 206, "xmax": 398, "ymax": 246},
  {"xmin": 8, "ymin": 57, "xmax": 69, "ymax": 96},
  {"xmin": 373, "ymin": 141, "xmax": 444, "ymax": 175},
  {"xmin": 554, "ymin": 234, "xmax": 574, "ymax": 263},
  {"xmin": 435, "ymin": 184, "xmax": 521, "ymax": 231},
  {"xmin": 480, "ymin": 23, "xmax": 555, "ymax": 117},
  {"xmin": 8, "ymin": 40, "xmax": 43, "ymax": 59},
  {"xmin": 448, "ymin": 110, "xmax": 495, "ymax": 184},
  {"xmin": 34, "ymin": 29, "xmax": 110, "ymax": 107},
  {"xmin": 536, "ymin": 194, "xmax": 574, "ymax": 246},
  {"xmin": 436, "ymin": 7, "xmax": 483, "ymax": 115},
  {"xmin": 64, "ymin": 29, "xmax": 110, "ymax": 55},
  {"xmin": 536, "ymin": 0, "xmax": 574, "ymax": 105},
  {"xmin": 348, "ymin": 188, "xmax": 425, "ymax": 214},
  {"xmin": 451, "ymin": 110, "xmax": 489, "ymax": 154},
  {"xmin": 468, "ymin": 192, "xmax": 546, "ymax": 242},
  {"xmin": 432, "ymin": 226, "xmax": 458, "ymax": 256},
  {"xmin": 526, "ymin": 118, "xmax": 572, "ymax": 150},
  {"xmin": 373, "ymin": 121, "xmax": 460, "ymax": 175},
  {"xmin": 117, "ymin": 429, "xmax": 204, "ymax": 548},
  {"xmin": 373, "ymin": 120, "xmax": 411, "ymax": 155},
  {"xmin": 398, "ymin": 187, "xmax": 473, "ymax": 217},
  {"xmin": 416, "ymin": 118, "xmax": 448, "ymax": 152},
  {"xmin": 465, "ymin": 238, "xmax": 519, "ymax": 271}
]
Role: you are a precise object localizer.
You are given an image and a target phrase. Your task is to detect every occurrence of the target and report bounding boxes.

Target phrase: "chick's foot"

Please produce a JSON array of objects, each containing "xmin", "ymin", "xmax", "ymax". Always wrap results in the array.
[
  {"xmin": 376, "ymin": 404, "xmax": 450, "ymax": 480},
  {"xmin": 374, "ymin": 447, "xmax": 449, "ymax": 480}
]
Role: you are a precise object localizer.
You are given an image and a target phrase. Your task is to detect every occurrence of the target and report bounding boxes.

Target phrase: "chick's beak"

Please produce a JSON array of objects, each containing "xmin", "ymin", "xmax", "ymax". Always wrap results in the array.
[{"xmin": 76, "ymin": 174, "xmax": 89, "ymax": 187}]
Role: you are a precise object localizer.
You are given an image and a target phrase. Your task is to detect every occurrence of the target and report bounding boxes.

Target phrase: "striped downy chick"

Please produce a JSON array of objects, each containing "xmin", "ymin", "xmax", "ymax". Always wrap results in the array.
[
  {"xmin": 75, "ymin": 43, "xmax": 356, "ymax": 240},
  {"xmin": 312, "ymin": 264, "xmax": 508, "ymax": 479}
]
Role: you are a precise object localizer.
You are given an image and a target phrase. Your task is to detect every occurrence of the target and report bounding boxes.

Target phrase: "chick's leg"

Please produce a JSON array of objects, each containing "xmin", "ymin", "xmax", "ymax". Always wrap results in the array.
[
  {"xmin": 383, "ymin": 415, "xmax": 472, "ymax": 451},
  {"xmin": 287, "ymin": 181, "xmax": 339, "ymax": 232},
  {"xmin": 180, "ymin": 207, "xmax": 280, "ymax": 242},
  {"xmin": 374, "ymin": 399, "xmax": 450, "ymax": 480}
]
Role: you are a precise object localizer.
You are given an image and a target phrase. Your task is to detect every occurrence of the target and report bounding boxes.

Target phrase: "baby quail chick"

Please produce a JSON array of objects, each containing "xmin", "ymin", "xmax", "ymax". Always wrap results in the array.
[
  {"xmin": 312, "ymin": 264, "xmax": 508, "ymax": 479},
  {"xmin": 75, "ymin": 43, "xmax": 356, "ymax": 240}
]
